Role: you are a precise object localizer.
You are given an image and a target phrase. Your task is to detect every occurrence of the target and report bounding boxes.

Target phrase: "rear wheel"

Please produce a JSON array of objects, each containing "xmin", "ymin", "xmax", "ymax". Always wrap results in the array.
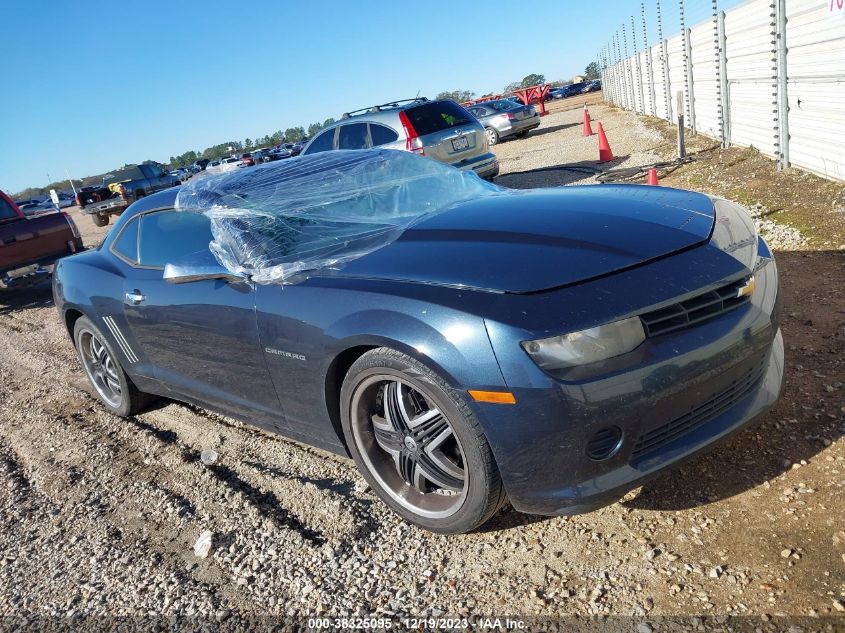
[
  {"xmin": 91, "ymin": 213, "xmax": 109, "ymax": 227},
  {"xmin": 73, "ymin": 316, "xmax": 154, "ymax": 416},
  {"xmin": 340, "ymin": 348, "xmax": 505, "ymax": 534},
  {"xmin": 485, "ymin": 127, "xmax": 499, "ymax": 146}
]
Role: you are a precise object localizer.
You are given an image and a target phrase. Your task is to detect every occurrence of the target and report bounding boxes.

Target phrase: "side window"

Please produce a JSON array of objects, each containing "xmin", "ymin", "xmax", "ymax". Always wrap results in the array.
[
  {"xmin": 369, "ymin": 123, "xmax": 399, "ymax": 146},
  {"xmin": 0, "ymin": 196, "xmax": 18, "ymax": 221},
  {"xmin": 302, "ymin": 128, "xmax": 336, "ymax": 155},
  {"xmin": 112, "ymin": 217, "xmax": 139, "ymax": 263},
  {"xmin": 138, "ymin": 210, "xmax": 213, "ymax": 268},
  {"xmin": 337, "ymin": 123, "xmax": 370, "ymax": 150}
]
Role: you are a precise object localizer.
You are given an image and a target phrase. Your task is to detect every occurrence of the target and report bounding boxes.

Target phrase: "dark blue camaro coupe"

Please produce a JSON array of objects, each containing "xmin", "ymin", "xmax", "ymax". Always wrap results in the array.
[{"xmin": 54, "ymin": 150, "xmax": 783, "ymax": 533}]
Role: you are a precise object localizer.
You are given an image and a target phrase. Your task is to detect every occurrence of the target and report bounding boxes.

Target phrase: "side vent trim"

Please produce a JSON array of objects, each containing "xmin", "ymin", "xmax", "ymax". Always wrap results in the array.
[{"xmin": 102, "ymin": 316, "xmax": 139, "ymax": 363}]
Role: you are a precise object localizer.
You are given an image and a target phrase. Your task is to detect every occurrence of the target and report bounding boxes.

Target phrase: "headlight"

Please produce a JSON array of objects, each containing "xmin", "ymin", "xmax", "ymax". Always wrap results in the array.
[
  {"xmin": 522, "ymin": 316, "xmax": 646, "ymax": 370},
  {"xmin": 710, "ymin": 198, "xmax": 758, "ymax": 270}
]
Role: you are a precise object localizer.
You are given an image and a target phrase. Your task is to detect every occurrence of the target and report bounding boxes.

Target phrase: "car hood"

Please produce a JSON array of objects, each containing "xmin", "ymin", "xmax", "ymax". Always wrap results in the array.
[{"xmin": 335, "ymin": 184, "xmax": 716, "ymax": 293}]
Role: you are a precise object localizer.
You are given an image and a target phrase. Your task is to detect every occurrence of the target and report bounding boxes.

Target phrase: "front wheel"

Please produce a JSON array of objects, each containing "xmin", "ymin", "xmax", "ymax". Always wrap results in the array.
[
  {"xmin": 485, "ymin": 127, "xmax": 499, "ymax": 146},
  {"xmin": 73, "ymin": 316, "xmax": 154, "ymax": 416},
  {"xmin": 340, "ymin": 348, "xmax": 505, "ymax": 533}
]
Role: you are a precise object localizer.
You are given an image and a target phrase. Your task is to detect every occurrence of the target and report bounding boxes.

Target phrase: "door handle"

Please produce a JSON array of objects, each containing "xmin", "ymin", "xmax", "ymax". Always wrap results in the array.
[{"xmin": 125, "ymin": 291, "xmax": 146, "ymax": 305}]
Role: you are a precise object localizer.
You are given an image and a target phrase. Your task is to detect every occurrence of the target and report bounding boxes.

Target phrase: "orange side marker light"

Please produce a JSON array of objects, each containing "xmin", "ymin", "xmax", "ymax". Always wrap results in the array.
[{"xmin": 468, "ymin": 390, "xmax": 517, "ymax": 405}]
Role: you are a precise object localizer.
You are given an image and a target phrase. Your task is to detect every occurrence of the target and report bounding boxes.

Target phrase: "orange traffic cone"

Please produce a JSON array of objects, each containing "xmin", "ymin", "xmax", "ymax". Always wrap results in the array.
[
  {"xmin": 646, "ymin": 168, "xmax": 659, "ymax": 185},
  {"xmin": 597, "ymin": 123, "xmax": 614, "ymax": 162},
  {"xmin": 583, "ymin": 105, "xmax": 593, "ymax": 136}
]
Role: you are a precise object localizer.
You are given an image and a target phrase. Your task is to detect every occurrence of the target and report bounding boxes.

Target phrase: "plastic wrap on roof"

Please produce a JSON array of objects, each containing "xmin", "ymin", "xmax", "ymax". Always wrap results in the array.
[{"xmin": 175, "ymin": 149, "xmax": 500, "ymax": 283}]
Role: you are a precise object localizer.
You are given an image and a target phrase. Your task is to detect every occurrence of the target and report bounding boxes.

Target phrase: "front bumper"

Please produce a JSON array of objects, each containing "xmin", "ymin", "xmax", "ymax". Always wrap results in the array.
[
  {"xmin": 546, "ymin": 329, "xmax": 783, "ymax": 515},
  {"xmin": 479, "ymin": 245, "xmax": 782, "ymax": 515}
]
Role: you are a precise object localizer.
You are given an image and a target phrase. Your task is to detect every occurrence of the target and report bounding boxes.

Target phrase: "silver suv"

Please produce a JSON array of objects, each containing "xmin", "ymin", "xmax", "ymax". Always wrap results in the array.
[{"xmin": 301, "ymin": 98, "xmax": 499, "ymax": 180}]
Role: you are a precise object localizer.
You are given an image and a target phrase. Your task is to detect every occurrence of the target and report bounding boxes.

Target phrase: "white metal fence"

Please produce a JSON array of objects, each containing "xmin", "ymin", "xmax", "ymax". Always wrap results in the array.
[{"xmin": 601, "ymin": 0, "xmax": 845, "ymax": 182}]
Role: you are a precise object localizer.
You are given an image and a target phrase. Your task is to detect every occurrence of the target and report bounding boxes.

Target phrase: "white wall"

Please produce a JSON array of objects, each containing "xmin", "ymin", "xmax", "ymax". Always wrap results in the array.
[{"xmin": 605, "ymin": 0, "xmax": 845, "ymax": 182}]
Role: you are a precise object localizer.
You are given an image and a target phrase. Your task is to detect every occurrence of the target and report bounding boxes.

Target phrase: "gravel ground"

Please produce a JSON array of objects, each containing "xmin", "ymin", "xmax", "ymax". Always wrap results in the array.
[
  {"xmin": 495, "ymin": 101, "xmax": 665, "ymax": 189},
  {"xmin": 1, "ymin": 98, "xmax": 843, "ymax": 628}
]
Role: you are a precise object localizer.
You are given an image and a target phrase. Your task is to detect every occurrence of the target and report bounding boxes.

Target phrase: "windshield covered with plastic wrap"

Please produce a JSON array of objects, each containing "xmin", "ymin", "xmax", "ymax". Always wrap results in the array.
[{"xmin": 175, "ymin": 149, "xmax": 500, "ymax": 283}]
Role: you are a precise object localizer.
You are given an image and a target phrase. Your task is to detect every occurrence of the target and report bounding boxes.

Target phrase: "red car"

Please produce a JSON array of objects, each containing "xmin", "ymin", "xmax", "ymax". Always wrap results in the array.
[
  {"xmin": 0, "ymin": 189, "xmax": 83, "ymax": 287},
  {"xmin": 239, "ymin": 153, "xmax": 255, "ymax": 167}
]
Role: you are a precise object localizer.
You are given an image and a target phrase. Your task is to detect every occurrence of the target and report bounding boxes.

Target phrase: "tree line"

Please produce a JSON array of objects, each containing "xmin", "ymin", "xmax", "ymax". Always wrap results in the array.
[
  {"xmin": 435, "ymin": 73, "xmax": 547, "ymax": 104},
  {"xmin": 167, "ymin": 118, "xmax": 336, "ymax": 169}
]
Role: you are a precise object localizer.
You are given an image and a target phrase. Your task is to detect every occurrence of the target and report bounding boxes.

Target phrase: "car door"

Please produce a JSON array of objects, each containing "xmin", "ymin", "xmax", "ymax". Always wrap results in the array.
[
  {"xmin": 117, "ymin": 208, "xmax": 287, "ymax": 430},
  {"xmin": 144, "ymin": 164, "xmax": 167, "ymax": 192}
]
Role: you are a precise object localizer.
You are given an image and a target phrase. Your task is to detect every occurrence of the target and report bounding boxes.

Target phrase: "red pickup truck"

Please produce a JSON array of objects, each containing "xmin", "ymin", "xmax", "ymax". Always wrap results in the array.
[{"xmin": 0, "ymin": 189, "xmax": 84, "ymax": 288}]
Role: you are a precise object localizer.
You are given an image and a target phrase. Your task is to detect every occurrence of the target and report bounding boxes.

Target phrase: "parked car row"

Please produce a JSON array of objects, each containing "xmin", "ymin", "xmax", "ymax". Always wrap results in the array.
[
  {"xmin": 14, "ymin": 192, "xmax": 75, "ymax": 214},
  {"xmin": 168, "ymin": 167, "xmax": 194, "ymax": 183},
  {"xmin": 75, "ymin": 163, "xmax": 181, "ymax": 227},
  {"xmin": 548, "ymin": 80, "xmax": 602, "ymax": 100}
]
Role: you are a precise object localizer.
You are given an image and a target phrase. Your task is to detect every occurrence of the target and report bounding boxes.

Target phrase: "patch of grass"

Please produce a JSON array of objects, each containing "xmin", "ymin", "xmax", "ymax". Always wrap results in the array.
[{"xmin": 642, "ymin": 117, "xmax": 845, "ymax": 250}]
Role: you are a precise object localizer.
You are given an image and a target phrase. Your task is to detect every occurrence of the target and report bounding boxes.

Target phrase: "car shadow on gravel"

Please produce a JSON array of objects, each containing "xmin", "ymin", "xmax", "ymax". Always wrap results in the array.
[
  {"xmin": 496, "ymin": 156, "xmax": 631, "ymax": 189},
  {"xmin": 521, "ymin": 122, "xmax": 581, "ymax": 139},
  {"xmin": 0, "ymin": 279, "xmax": 54, "ymax": 315},
  {"xmin": 477, "ymin": 504, "xmax": 549, "ymax": 533}
]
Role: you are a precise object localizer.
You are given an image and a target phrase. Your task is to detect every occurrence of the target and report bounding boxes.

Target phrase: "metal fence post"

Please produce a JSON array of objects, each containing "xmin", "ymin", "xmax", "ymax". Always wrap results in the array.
[
  {"xmin": 717, "ymin": 10, "xmax": 729, "ymax": 147},
  {"xmin": 608, "ymin": 48, "xmax": 617, "ymax": 106},
  {"xmin": 622, "ymin": 24, "xmax": 637, "ymax": 110},
  {"xmin": 776, "ymin": 0, "xmax": 790, "ymax": 169},
  {"xmin": 680, "ymin": 0, "xmax": 696, "ymax": 134},
  {"xmin": 768, "ymin": 0, "xmax": 780, "ymax": 167},
  {"xmin": 615, "ymin": 32, "xmax": 629, "ymax": 110},
  {"xmin": 642, "ymin": 2, "xmax": 656, "ymax": 116},
  {"xmin": 712, "ymin": 2, "xmax": 725, "ymax": 147},
  {"xmin": 718, "ymin": 11, "xmax": 731, "ymax": 147},
  {"xmin": 685, "ymin": 27, "xmax": 697, "ymax": 134},
  {"xmin": 656, "ymin": 0, "xmax": 673, "ymax": 122},
  {"xmin": 631, "ymin": 15, "xmax": 646, "ymax": 114},
  {"xmin": 608, "ymin": 46, "xmax": 618, "ymax": 106}
]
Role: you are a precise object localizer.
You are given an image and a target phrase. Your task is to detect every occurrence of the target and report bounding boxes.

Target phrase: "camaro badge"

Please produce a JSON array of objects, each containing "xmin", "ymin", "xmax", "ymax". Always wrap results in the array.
[{"xmin": 265, "ymin": 347, "xmax": 306, "ymax": 361}]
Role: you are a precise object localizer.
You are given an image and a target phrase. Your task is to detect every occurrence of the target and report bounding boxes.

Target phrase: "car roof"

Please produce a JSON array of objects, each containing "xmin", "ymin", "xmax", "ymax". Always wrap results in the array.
[{"xmin": 335, "ymin": 97, "xmax": 463, "ymax": 125}]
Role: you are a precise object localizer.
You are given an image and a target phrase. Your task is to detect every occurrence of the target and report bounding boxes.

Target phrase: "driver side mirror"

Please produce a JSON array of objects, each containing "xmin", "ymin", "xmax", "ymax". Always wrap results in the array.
[{"xmin": 163, "ymin": 249, "xmax": 247, "ymax": 284}]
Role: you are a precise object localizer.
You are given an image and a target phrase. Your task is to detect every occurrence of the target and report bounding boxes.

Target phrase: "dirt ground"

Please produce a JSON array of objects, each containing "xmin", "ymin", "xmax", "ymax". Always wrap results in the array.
[{"xmin": 1, "ymin": 96, "xmax": 844, "ymax": 627}]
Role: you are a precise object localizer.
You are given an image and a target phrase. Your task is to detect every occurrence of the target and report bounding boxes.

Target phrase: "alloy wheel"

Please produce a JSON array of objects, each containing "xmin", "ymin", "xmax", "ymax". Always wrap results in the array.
[
  {"xmin": 79, "ymin": 329, "xmax": 122, "ymax": 408},
  {"xmin": 486, "ymin": 128, "xmax": 498, "ymax": 145},
  {"xmin": 350, "ymin": 376, "xmax": 467, "ymax": 519}
]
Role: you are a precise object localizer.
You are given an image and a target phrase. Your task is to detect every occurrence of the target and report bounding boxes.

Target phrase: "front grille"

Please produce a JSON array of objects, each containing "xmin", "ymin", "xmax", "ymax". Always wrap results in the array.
[
  {"xmin": 640, "ymin": 277, "xmax": 751, "ymax": 338},
  {"xmin": 631, "ymin": 358, "xmax": 766, "ymax": 460}
]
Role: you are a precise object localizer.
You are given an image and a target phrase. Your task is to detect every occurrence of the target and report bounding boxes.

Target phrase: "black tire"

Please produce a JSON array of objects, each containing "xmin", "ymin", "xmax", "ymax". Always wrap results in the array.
[
  {"xmin": 516, "ymin": 130, "xmax": 530, "ymax": 139},
  {"xmin": 73, "ymin": 315, "xmax": 154, "ymax": 416},
  {"xmin": 339, "ymin": 347, "xmax": 506, "ymax": 534},
  {"xmin": 485, "ymin": 127, "xmax": 499, "ymax": 146},
  {"xmin": 91, "ymin": 213, "xmax": 109, "ymax": 227}
]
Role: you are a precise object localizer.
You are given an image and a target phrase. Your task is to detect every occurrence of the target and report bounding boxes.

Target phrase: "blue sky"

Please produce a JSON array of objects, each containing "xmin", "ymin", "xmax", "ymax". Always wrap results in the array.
[{"xmin": 0, "ymin": 0, "xmax": 744, "ymax": 194}]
